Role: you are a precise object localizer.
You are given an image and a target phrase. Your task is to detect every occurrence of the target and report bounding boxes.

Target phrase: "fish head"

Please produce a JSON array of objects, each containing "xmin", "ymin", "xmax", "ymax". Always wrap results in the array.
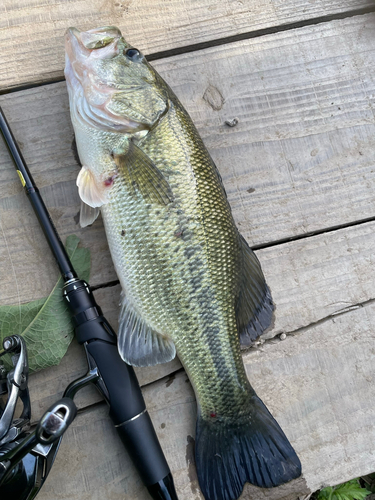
[{"xmin": 64, "ymin": 26, "xmax": 168, "ymax": 134}]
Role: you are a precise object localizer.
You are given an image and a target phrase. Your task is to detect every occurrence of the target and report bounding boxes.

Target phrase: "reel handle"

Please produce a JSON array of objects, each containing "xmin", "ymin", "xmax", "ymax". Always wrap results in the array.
[
  {"xmin": 0, "ymin": 398, "xmax": 77, "ymax": 486},
  {"xmin": 36, "ymin": 398, "xmax": 77, "ymax": 445}
]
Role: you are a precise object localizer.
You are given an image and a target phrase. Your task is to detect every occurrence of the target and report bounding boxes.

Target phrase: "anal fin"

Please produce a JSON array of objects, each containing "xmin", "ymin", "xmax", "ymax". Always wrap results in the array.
[{"xmin": 118, "ymin": 292, "xmax": 176, "ymax": 367}]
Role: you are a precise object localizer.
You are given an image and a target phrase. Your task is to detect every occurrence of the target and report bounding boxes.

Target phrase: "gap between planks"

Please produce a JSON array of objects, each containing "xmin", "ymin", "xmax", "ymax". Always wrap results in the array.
[
  {"xmin": 74, "ymin": 218, "xmax": 375, "ymax": 416},
  {"xmin": 91, "ymin": 211, "xmax": 375, "ymax": 293},
  {"xmin": 4, "ymin": 12, "xmax": 373, "ymax": 422},
  {"xmin": 1, "ymin": 6, "xmax": 375, "ymax": 96},
  {"xmin": 147, "ymin": 6, "xmax": 375, "ymax": 61}
]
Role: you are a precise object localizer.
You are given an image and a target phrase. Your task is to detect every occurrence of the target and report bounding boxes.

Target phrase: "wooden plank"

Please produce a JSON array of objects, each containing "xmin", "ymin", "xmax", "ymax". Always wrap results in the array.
[
  {"xmin": 258, "ymin": 221, "xmax": 375, "ymax": 338},
  {"xmin": 1, "ymin": 14, "xmax": 375, "ymax": 298},
  {"xmin": 26, "ymin": 220, "xmax": 375, "ymax": 427},
  {"xmin": 36, "ymin": 298, "xmax": 375, "ymax": 499},
  {"xmin": 0, "ymin": 0, "xmax": 373, "ymax": 90},
  {"xmin": 1, "ymin": 14, "xmax": 375, "ymax": 419}
]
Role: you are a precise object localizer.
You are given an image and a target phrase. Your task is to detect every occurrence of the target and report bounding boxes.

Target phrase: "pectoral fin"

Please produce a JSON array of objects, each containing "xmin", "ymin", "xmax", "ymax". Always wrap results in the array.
[
  {"xmin": 236, "ymin": 235, "xmax": 274, "ymax": 346},
  {"xmin": 112, "ymin": 142, "xmax": 174, "ymax": 205},
  {"xmin": 79, "ymin": 201, "xmax": 100, "ymax": 228},
  {"xmin": 76, "ymin": 165, "xmax": 108, "ymax": 208},
  {"xmin": 118, "ymin": 292, "xmax": 176, "ymax": 367}
]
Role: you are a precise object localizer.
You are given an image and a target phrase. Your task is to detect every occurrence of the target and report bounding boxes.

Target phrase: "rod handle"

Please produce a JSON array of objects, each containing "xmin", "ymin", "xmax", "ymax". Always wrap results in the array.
[
  {"xmin": 63, "ymin": 279, "xmax": 171, "ymax": 485},
  {"xmin": 115, "ymin": 410, "xmax": 170, "ymax": 486}
]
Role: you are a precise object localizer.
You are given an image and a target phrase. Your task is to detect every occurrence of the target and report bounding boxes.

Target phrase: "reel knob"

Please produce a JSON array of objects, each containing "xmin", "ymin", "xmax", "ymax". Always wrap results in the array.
[
  {"xmin": 36, "ymin": 398, "xmax": 77, "ymax": 444},
  {"xmin": 2, "ymin": 336, "xmax": 21, "ymax": 354},
  {"xmin": 0, "ymin": 398, "xmax": 77, "ymax": 500}
]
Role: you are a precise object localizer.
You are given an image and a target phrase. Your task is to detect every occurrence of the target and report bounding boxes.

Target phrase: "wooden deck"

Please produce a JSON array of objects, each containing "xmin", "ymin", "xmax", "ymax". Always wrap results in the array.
[{"xmin": 1, "ymin": 2, "xmax": 375, "ymax": 499}]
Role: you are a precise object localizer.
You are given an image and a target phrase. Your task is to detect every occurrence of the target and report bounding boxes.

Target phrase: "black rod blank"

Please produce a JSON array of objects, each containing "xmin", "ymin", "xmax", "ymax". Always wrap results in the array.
[{"xmin": 0, "ymin": 107, "xmax": 76, "ymax": 281}]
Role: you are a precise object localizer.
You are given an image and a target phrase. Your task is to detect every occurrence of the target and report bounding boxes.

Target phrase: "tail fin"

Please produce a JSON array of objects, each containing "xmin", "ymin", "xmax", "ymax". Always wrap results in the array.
[{"xmin": 195, "ymin": 395, "xmax": 301, "ymax": 500}]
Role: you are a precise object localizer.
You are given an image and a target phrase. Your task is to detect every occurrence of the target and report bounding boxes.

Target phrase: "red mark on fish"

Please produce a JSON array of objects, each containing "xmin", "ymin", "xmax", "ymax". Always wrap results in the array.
[{"xmin": 104, "ymin": 173, "xmax": 118, "ymax": 186}]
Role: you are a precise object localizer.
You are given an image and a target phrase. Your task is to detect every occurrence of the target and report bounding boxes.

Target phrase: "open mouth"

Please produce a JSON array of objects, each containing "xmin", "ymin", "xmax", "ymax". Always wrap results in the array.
[{"xmin": 65, "ymin": 26, "xmax": 122, "ymax": 62}]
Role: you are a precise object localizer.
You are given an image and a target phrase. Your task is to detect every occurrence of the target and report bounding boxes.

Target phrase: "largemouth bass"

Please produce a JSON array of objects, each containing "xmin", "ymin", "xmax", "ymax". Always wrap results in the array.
[{"xmin": 65, "ymin": 26, "xmax": 301, "ymax": 500}]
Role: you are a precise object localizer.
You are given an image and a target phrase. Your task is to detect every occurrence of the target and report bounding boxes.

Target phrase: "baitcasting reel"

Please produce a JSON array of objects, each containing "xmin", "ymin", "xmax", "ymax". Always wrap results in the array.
[{"xmin": 0, "ymin": 335, "xmax": 77, "ymax": 500}]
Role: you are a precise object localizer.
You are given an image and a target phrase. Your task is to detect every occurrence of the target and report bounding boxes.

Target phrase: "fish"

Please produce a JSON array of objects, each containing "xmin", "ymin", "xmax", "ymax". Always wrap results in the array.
[{"xmin": 64, "ymin": 26, "xmax": 302, "ymax": 500}]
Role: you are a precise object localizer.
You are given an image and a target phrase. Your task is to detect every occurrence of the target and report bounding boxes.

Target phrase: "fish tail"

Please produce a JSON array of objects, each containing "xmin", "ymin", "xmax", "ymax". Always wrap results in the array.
[{"xmin": 195, "ymin": 394, "xmax": 301, "ymax": 500}]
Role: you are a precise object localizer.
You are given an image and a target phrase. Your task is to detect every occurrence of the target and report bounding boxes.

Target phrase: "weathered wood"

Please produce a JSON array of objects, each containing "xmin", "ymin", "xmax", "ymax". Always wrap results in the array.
[
  {"xmin": 258, "ymin": 221, "xmax": 375, "ymax": 338},
  {"xmin": 2, "ymin": 14, "xmax": 375, "ymax": 302},
  {"xmin": 37, "ymin": 299, "xmax": 375, "ymax": 499},
  {"xmin": 27, "ymin": 220, "xmax": 375, "ymax": 426},
  {"xmin": 0, "ymin": 0, "xmax": 372, "ymax": 90},
  {"xmin": 1, "ymin": 14, "xmax": 375, "ymax": 430},
  {"xmin": 0, "ymin": 2, "xmax": 373, "ymax": 500}
]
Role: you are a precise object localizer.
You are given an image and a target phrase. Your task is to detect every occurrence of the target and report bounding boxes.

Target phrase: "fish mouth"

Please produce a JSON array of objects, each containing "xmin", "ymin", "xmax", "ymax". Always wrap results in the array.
[
  {"xmin": 64, "ymin": 26, "xmax": 147, "ymax": 133},
  {"xmin": 64, "ymin": 26, "xmax": 123, "ymax": 93},
  {"xmin": 65, "ymin": 26, "xmax": 123, "ymax": 62}
]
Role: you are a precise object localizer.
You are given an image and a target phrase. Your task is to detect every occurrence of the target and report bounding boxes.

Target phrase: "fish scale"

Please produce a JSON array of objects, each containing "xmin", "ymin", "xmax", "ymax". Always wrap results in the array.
[
  {"xmin": 65, "ymin": 26, "xmax": 301, "ymax": 500},
  {"xmin": 102, "ymin": 98, "xmax": 249, "ymax": 417}
]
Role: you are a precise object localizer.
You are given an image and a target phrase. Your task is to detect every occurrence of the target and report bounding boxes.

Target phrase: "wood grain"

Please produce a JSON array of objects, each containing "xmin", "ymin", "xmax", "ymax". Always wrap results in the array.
[
  {"xmin": 1, "ymin": 14, "xmax": 375, "ymax": 432},
  {"xmin": 26, "ymin": 220, "xmax": 375, "ymax": 423},
  {"xmin": 1, "ymin": 15, "xmax": 375, "ymax": 297},
  {"xmin": 0, "ymin": 0, "xmax": 373, "ymax": 90},
  {"xmin": 36, "ymin": 299, "xmax": 375, "ymax": 499}
]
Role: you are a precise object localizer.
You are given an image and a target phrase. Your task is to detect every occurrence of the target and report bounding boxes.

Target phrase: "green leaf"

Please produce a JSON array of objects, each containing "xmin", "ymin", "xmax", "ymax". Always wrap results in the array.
[
  {"xmin": 317, "ymin": 486, "xmax": 333, "ymax": 500},
  {"xmin": 317, "ymin": 480, "xmax": 371, "ymax": 500},
  {"xmin": 0, "ymin": 235, "xmax": 90, "ymax": 373}
]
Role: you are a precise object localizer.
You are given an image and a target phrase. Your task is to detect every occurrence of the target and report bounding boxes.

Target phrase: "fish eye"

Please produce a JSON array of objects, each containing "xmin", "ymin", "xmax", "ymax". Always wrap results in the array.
[{"xmin": 125, "ymin": 48, "xmax": 142, "ymax": 61}]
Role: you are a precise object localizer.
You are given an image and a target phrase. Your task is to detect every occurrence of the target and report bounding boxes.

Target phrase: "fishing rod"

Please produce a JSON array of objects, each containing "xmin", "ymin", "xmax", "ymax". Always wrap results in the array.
[{"xmin": 0, "ymin": 107, "xmax": 178, "ymax": 500}]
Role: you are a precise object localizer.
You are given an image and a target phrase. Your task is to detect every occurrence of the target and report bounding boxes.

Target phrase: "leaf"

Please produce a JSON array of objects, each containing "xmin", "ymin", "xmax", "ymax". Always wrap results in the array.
[
  {"xmin": 317, "ymin": 480, "xmax": 371, "ymax": 500},
  {"xmin": 0, "ymin": 235, "xmax": 90, "ymax": 373},
  {"xmin": 317, "ymin": 487, "xmax": 333, "ymax": 500}
]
